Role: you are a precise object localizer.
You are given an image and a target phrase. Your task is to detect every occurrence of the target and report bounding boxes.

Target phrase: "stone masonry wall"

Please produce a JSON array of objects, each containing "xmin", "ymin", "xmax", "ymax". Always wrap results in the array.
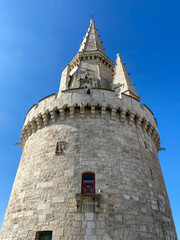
[{"xmin": 0, "ymin": 105, "xmax": 177, "ymax": 240}]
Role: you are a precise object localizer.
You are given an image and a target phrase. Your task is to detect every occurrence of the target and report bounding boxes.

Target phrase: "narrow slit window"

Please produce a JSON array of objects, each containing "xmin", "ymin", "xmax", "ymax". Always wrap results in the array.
[
  {"xmin": 81, "ymin": 173, "xmax": 95, "ymax": 194},
  {"xmin": 36, "ymin": 231, "xmax": 52, "ymax": 240},
  {"xmin": 150, "ymin": 169, "xmax": 154, "ymax": 181},
  {"xmin": 157, "ymin": 200, "xmax": 160, "ymax": 211}
]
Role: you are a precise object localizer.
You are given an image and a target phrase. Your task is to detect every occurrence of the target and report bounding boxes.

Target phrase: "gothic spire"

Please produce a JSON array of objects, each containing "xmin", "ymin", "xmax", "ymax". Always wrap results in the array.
[
  {"xmin": 58, "ymin": 18, "xmax": 114, "ymax": 94},
  {"xmin": 113, "ymin": 53, "xmax": 139, "ymax": 100},
  {"xmin": 79, "ymin": 18, "xmax": 105, "ymax": 54}
]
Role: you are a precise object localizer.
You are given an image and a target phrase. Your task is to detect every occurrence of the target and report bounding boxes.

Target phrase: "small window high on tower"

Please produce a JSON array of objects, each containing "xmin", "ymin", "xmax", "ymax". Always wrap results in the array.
[{"xmin": 81, "ymin": 173, "xmax": 95, "ymax": 194}]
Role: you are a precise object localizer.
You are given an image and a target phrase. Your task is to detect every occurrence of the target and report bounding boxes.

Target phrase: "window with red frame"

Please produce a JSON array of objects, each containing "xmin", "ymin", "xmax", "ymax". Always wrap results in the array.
[
  {"xmin": 81, "ymin": 173, "xmax": 95, "ymax": 194},
  {"xmin": 36, "ymin": 231, "xmax": 52, "ymax": 240}
]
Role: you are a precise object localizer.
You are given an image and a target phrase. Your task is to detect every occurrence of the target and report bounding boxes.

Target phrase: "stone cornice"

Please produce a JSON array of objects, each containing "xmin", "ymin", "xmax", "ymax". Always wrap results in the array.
[
  {"xmin": 68, "ymin": 51, "xmax": 114, "ymax": 72},
  {"xmin": 20, "ymin": 103, "xmax": 160, "ymax": 152}
]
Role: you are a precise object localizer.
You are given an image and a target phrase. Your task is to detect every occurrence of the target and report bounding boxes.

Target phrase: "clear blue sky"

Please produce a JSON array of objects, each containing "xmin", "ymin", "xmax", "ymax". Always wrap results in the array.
[{"xmin": 0, "ymin": 0, "xmax": 179, "ymax": 237}]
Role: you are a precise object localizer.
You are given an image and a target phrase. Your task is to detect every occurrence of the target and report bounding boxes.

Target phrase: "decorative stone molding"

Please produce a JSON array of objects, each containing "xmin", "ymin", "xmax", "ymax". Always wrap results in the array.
[
  {"xmin": 136, "ymin": 115, "xmax": 143, "ymax": 129},
  {"xmin": 80, "ymin": 106, "xmax": 85, "ymax": 119},
  {"xmin": 42, "ymin": 112, "xmax": 49, "ymax": 126},
  {"xmin": 26, "ymin": 125, "xmax": 32, "ymax": 137},
  {"xmin": 129, "ymin": 113, "xmax": 135, "ymax": 126},
  {"xmin": 151, "ymin": 128, "xmax": 156, "ymax": 140},
  {"xmin": 20, "ymin": 103, "xmax": 160, "ymax": 151},
  {"xmin": 75, "ymin": 194, "xmax": 100, "ymax": 213},
  {"xmin": 147, "ymin": 125, "xmax": 153, "ymax": 136},
  {"xmin": 50, "ymin": 109, "xmax": 57, "ymax": 123},
  {"xmin": 59, "ymin": 108, "xmax": 65, "ymax": 121},
  {"xmin": 111, "ymin": 108, "xmax": 116, "ymax": 120},
  {"xmin": 91, "ymin": 106, "xmax": 95, "ymax": 118},
  {"xmin": 69, "ymin": 52, "xmax": 114, "ymax": 73},
  {"xmin": 120, "ymin": 110, "xmax": 126, "ymax": 123},
  {"xmin": 30, "ymin": 121, "xmax": 36, "ymax": 133},
  {"xmin": 36, "ymin": 115, "xmax": 43, "ymax": 129},
  {"xmin": 70, "ymin": 106, "xmax": 75, "ymax": 119},
  {"xmin": 142, "ymin": 119, "xmax": 148, "ymax": 132},
  {"xmin": 101, "ymin": 106, "xmax": 106, "ymax": 119}
]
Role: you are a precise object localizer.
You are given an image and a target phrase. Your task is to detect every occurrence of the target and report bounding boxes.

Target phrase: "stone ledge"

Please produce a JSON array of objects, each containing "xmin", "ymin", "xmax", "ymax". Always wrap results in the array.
[{"xmin": 76, "ymin": 194, "xmax": 100, "ymax": 213}]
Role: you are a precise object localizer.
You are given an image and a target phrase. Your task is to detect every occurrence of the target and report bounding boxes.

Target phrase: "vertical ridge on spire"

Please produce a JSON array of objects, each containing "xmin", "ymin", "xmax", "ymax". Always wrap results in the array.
[
  {"xmin": 113, "ymin": 53, "xmax": 139, "ymax": 100},
  {"xmin": 79, "ymin": 19, "xmax": 105, "ymax": 54}
]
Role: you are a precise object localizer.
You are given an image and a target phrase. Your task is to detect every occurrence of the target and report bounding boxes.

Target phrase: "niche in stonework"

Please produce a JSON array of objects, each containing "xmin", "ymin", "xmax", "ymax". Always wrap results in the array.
[{"xmin": 55, "ymin": 141, "xmax": 65, "ymax": 155}]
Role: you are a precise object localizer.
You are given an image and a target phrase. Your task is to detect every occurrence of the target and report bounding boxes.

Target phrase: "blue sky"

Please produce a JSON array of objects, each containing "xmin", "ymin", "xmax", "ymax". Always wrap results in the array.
[{"xmin": 0, "ymin": 0, "xmax": 180, "ymax": 237}]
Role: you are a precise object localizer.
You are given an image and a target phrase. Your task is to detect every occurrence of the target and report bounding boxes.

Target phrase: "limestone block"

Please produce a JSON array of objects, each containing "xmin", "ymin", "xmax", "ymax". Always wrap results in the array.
[
  {"xmin": 87, "ymin": 222, "xmax": 95, "ymax": 229},
  {"xmin": 85, "ymin": 213, "xmax": 94, "ymax": 221}
]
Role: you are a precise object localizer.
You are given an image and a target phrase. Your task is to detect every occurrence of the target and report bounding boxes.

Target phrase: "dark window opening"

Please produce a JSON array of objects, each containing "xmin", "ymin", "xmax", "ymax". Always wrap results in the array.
[
  {"xmin": 87, "ymin": 89, "xmax": 91, "ymax": 94},
  {"xmin": 157, "ymin": 200, "xmax": 160, "ymax": 211},
  {"xmin": 161, "ymin": 222, "xmax": 166, "ymax": 239},
  {"xmin": 36, "ymin": 231, "xmax": 52, "ymax": 240},
  {"xmin": 81, "ymin": 173, "xmax": 95, "ymax": 194},
  {"xmin": 150, "ymin": 169, "xmax": 154, "ymax": 181}
]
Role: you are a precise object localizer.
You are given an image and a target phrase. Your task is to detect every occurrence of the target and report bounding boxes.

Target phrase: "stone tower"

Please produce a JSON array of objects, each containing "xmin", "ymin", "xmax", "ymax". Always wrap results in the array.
[{"xmin": 0, "ymin": 19, "xmax": 177, "ymax": 240}]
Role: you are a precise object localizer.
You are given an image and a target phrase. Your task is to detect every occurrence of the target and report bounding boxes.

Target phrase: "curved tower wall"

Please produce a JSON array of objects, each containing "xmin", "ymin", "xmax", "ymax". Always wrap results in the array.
[{"xmin": 0, "ymin": 89, "xmax": 177, "ymax": 240}]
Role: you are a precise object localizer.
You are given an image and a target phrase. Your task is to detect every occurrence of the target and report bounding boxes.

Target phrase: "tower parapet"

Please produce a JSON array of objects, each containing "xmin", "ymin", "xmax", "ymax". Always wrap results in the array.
[{"xmin": 21, "ymin": 89, "xmax": 160, "ymax": 151}]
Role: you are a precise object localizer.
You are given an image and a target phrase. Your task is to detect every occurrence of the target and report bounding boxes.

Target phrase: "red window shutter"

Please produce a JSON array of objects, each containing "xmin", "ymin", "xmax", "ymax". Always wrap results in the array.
[{"xmin": 81, "ymin": 173, "xmax": 95, "ymax": 194}]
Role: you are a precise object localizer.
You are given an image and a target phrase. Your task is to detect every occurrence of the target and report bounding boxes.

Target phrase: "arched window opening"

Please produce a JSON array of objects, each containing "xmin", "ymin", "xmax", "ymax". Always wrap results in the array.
[{"xmin": 81, "ymin": 173, "xmax": 95, "ymax": 194}]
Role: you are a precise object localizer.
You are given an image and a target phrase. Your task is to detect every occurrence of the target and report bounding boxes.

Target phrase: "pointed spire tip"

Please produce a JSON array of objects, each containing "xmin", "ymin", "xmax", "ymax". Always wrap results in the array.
[
  {"xmin": 90, "ymin": 15, "xmax": 95, "ymax": 23},
  {"xmin": 79, "ymin": 16, "xmax": 105, "ymax": 54}
]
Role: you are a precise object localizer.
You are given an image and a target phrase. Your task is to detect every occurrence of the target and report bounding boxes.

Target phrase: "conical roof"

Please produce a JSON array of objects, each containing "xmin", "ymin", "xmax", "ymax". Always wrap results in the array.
[
  {"xmin": 113, "ymin": 53, "xmax": 139, "ymax": 100},
  {"xmin": 79, "ymin": 19, "xmax": 105, "ymax": 54}
]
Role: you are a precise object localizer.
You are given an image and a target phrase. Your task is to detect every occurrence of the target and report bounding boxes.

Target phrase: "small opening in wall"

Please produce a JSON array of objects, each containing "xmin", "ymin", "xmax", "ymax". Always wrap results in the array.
[
  {"xmin": 150, "ymin": 169, "xmax": 154, "ymax": 181},
  {"xmin": 36, "ymin": 231, "xmax": 52, "ymax": 240},
  {"xmin": 55, "ymin": 141, "xmax": 65, "ymax": 155},
  {"xmin": 125, "ymin": 112, "xmax": 130, "ymax": 121},
  {"xmin": 157, "ymin": 200, "xmax": 160, "ymax": 211},
  {"xmin": 81, "ymin": 172, "xmax": 95, "ymax": 194},
  {"xmin": 144, "ymin": 141, "xmax": 148, "ymax": 149},
  {"xmin": 87, "ymin": 89, "xmax": 91, "ymax": 94},
  {"xmin": 161, "ymin": 222, "xmax": 166, "ymax": 239}
]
